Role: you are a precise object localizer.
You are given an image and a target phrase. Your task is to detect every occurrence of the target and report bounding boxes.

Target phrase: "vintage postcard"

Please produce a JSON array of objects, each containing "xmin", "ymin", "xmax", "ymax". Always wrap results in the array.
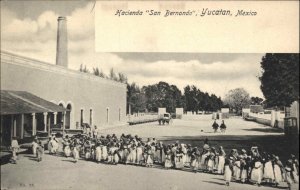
[{"xmin": 1, "ymin": 1, "xmax": 299, "ymax": 190}]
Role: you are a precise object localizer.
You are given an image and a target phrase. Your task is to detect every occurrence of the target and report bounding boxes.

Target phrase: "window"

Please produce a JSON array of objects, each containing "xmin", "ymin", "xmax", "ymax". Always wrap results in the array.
[
  {"xmin": 90, "ymin": 109, "xmax": 93, "ymax": 126},
  {"xmin": 106, "ymin": 108, "xmax": 109, "ymax": 123},
  {"xmin": 80, "ymin": 109, "xmax": 84, "ymax": 126}
]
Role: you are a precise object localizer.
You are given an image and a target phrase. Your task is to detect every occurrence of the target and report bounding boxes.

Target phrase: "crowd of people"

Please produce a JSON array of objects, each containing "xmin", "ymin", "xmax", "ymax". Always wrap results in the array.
[{"xmin": 30, "ymin": 133, "xmax": 299, "ymax": 189}]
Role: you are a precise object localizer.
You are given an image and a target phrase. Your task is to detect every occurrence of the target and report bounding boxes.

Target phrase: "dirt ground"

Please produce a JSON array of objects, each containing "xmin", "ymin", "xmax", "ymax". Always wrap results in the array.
[
  {"xmin": 100, "ymin": 117, "xmax": 298, "ymax": 162},
  {"xmin": 1, "ymin": 117, "xmax": 299, "ymax": 190},
  {"xmin": 99, "ymin": 116, "xmax": 285, "ymax": 139}
]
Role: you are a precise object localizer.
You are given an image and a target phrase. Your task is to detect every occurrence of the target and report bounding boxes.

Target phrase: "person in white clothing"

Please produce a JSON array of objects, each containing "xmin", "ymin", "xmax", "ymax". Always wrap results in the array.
[{"xmin": 11, "ymin": 137, "xmax": 19, "ymax": 164}]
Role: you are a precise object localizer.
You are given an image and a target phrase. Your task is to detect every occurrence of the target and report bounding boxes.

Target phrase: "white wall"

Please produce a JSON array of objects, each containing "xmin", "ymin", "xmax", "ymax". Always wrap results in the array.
[{"xmin": 1, "ymin": 52, "xmax": 127, "ymax": 129}]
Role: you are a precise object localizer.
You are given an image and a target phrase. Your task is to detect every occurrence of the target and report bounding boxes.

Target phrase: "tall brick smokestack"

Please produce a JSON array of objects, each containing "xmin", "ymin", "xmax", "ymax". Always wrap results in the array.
[{"xmin": 56, "ymin": 16, "xmax": 68, "ymax": 68}]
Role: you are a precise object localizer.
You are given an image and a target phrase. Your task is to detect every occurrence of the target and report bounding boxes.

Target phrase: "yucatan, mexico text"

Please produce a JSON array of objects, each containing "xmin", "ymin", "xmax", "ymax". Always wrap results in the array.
[{"xmin": 114, "ymin": 9, "xmax": 258, "ymax": 17}]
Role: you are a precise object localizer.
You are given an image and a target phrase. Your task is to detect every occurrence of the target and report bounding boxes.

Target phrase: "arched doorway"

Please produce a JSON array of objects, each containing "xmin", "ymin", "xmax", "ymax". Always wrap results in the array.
[
  {"xmin": 66, "ymin": 104, "xmax": 72, "ymax": 129},
  {"xmin": 57, "ymin": 103, "xmax": 64, "ymax": 126}
]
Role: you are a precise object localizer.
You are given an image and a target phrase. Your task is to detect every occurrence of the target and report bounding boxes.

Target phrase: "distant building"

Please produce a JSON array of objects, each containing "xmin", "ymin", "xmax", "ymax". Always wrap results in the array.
[
  {"xmin": 220, "ymin": 108, "xmax": 230, "ymax": 119},
  {"xmin": 175, "ymin": 108, "xmax": 184, "ymax": 119},
  {"xmin": 221, "ymin": 108, "xmax": 229, "ymax": 113}
]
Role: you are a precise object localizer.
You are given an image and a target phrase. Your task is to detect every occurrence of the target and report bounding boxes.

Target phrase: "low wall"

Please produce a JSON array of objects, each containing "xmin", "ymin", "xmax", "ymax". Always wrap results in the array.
[
  {"xmin": 126, "ymin": 113, "xmax": 158, "ymax": 125},
  {"xmin": 182, "ymin": 114, "xmax": 213, "ymax": 121},
  {"xmin": 247, "ymin": 112, "xmax": 284, "ymax": 129},
  {"xmin": 249, "ymin": 113, "xmax": 272, "ymax": 120},
  {"xmin": 254, "ymin": 117, "xmax": 272, "ymax": 126}
]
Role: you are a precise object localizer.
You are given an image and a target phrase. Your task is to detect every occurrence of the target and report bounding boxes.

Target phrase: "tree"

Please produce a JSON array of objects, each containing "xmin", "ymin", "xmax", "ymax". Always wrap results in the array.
[
  {"xmin": 118, "ymin": 72, "xmax": 128, "ymax": 84},
  {"xmin": 143, "ymin": 81, "xmax": 184, "ymax": 113},
  {"xmin": 99, "ymin": 70, "xmax": 106, "ymax": 78},
  {"xmin": 79, "ymin": 64, "xmax": 89, "ymax": 73},
  {"xmin": 223, "ymin": 88, "xmax": 251, "ymax": 114},
  {"xmin": 109, "ymin": 68, "xmax": 118, "ymax": 81},
  {"xmin": 184, "ymin": 85, "xmax": 199, "ymax": 113},
  {"xmin": 92, "ymin": 67, "xmax": 106, "ymax": 78},
  {"xmin": 259, "ymin": 53, "xmax": 299, "ymax": 108},
  {"xmin": 184, "ymin": 85, "xmax": 222, "ymax": 113},
  {"xmin": 127, "ymin": 83, "xmax": 146, "ymax": 114},
  {"xmin": 250, "ymin": 96, "xmax": 264, "ymax": 105},
  {"xmin": 93, "ymin": 67, "xmax": 100, "ymax": 76}
]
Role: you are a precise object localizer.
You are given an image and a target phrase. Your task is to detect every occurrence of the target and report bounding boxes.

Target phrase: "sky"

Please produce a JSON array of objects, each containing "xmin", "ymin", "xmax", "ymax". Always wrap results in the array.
[{"xmin": 1, "ymin": 1, "xmax": 265, "ymax": 99}]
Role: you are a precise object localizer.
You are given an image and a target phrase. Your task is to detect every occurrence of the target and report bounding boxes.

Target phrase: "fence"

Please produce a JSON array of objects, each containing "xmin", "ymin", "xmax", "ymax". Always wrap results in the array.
[{"xmin": 127, "ymin": 113, "xmax": 158, "ymax": 125}]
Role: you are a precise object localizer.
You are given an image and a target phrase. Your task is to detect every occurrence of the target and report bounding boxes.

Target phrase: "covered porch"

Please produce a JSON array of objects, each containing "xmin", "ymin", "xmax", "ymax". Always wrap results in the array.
[{"xmin": 0, "ymin": 90, "xmax": 67, "ymax": 146}]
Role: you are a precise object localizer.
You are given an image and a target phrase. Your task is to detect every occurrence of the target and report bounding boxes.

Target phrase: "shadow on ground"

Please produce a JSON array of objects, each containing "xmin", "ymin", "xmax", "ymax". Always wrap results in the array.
[
  {"xmin": 202, "ymin": 180, "xmax": 225, "ymax": 186},
  {"xmin": 242, "ymin": 127, "xmax": 283, "ymax": 133}
]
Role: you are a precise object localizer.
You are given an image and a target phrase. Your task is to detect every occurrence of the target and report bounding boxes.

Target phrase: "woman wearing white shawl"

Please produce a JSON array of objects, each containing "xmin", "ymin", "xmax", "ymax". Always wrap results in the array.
[
  {"xmin": 239, "ymin": 150, "xmax": 248, "ymax": 183},
  {"xmin": 175, "ymin": 149, "xmax": 184, "ymax": 169},
  {"xmin": 95, "ymin": 143, "xmax": 102, "ymax": 163},
  {"xmin": 273, "ymin": 156, "xmax": 284, "ymax": 186},
  {"xmin": 164, "ymin": 146, "xmax": 172, "ymax": 169},
  {"xmin": 199, "ymin": 150, "xmax": 210, "ymax": 171},
  {"xmin": 233, "ymin": 156, "xmax": 242, "ymax": 181},
  {"xmin": 146, "ymin": 146, "xmax": 154, "ymax": 167},
  {"xmin": 291, "ymin": 154, "xmax": 299, "ymax": 183},
  {"xmin": 102, "ymin": 144, "xmax": 108, "ymax": 161},
  {"xmin": 131, "ymin": 144, "xmax": 137, "ymax": 164},
  {"xmin": 64, "ymin": 140, "xmax": 71, "ymax": 157},
  {"xmin": 181, "ymin": 144, "xmax": 187, "ymax": 166},
  {"xmin": 136, "ymin": 143, "xmax": 144, "ymax": 165},
  {"xmin": 250, "ymin": 156, "xmax": 263, "ymax": 186},
  {"xmin": 72, "ymin": 145, "xmax": 80, "ymax": 163},
  {"xmin": 207, "ymin": 151, "xmax": 216, "ymax": 173},
  {"xmin": 185, "ymin": 145, "xmax": 192, "ymax": 167},
  {"xmin": 47, "ymin": 137, "xmax": 53, "ymax": 154},
  {"xmin": 32, "ymin": 139, "xmax": 38, "ymax": 156},
  {"xmin": 217, "ymin": 146, "xmax": 226, "ymax": 174},
  {"xmin": 52, "ymin": 137, "xmax": 59, "ymax": 154},
  {"xmin": 107, "ymin": 144, "xmax": 114, "ymax": 163},
  {"xmin": 110, "ymin": 143, "xmax": 119, "ymax": 164},
  {"xmin": 191, "ymin": 147, "xmax": 200, "ymax": 173},
  {"xmin": 224, "ymin": 157, "xmax": 233, "ymax": 186},
  {"xmin": 161, "ymin": 144, "xmax": 166, "ymax": 164},
  {"xmin": 263, "ymin": 155, "xmax": 275, "ymax": 183}
]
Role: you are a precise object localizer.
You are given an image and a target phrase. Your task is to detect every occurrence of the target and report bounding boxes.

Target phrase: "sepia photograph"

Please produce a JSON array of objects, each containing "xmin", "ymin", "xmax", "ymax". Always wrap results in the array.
[{"xmin": 0, "ymin": 1, "xmax": 299, "ymax": 190}]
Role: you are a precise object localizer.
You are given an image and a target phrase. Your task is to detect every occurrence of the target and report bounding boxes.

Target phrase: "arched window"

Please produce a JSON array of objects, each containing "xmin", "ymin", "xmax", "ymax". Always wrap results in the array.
[
  {"xmin": 106, "ymin": 108, "xmax": 109, "ymax": 124},
  {"xmin": 80, "ymin": 109, "xmax": 84, "ymax": 126},
  {"xmin": 89, "ymin": 108, "xmax": 93, "ymax": 127},
  {"xmin": 57, "ymin": 103, "xmax": 65, "ymax": 125}
]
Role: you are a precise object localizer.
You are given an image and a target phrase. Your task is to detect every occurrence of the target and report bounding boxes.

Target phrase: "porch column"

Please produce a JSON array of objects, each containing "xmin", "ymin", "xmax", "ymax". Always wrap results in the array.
[
  {"xmin": 62, "ymin": 111, "xmax": 66, "ymax": 137},
  {"xmin": 129, "ymin": 104, "xmax": 131, "ymax": 115},
  {"xmin": 53, "ymin": 112, "xmax": 57, "ymax": 125},
  {"xmin": 32, "ymin": 113, "xmax": 36, "ymax": 135},
  {"xmin": 43, "ymin": 112, "xmax": 48, "ymax": 132},
  {"xmin": 13, "ymin": 116, "xmax": 17, "ymax": 137},
  {"xmin": 20, "ymin": 114, "xmax": 24, "ymax": 139},
  {"xmin": 11, "ymin": 115, "xmax": 14, "ymax": 139},
  {"xmin": 47, "ymin": 115, "xmax": 51, "ymax": 136}
]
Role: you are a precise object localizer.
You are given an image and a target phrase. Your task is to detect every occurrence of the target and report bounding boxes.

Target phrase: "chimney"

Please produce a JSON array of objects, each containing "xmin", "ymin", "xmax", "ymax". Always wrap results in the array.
[{"xmin": 56, "ymin": 16, "xmax": 68, "ymax": 68}]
